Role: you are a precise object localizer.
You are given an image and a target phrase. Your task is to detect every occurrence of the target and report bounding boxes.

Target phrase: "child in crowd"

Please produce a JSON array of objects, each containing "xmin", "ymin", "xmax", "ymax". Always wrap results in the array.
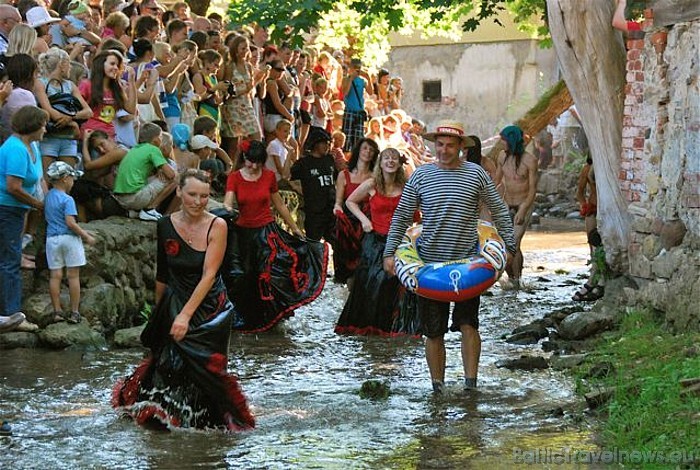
[
  {"xmin": 331, "ymin": 130, "xmax": 347, "ymax": 171},
  {"xmin": 192, "ymin": 50, "xmax": 227, "ymax": 127},
  {"xmin": 44, "ymin": 161, "xmax": 96, "ymax": 324},
  {"xmin": 193, "ymin": 115, "xmax": 234, "ymax": 171},
  {"xmin": 265, "ymin": 119, "xmax": 298, "ymax": 183},
  {"xmin": 63, "ymin": 1, "xmax": 95, "ymax": 47}
]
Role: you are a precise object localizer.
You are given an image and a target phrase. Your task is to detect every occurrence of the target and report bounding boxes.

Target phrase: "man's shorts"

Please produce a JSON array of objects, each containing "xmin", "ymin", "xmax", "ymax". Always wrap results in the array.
[
  {"xmin": 418, "ymin": 295, "xmax": 480, "ymax": 338},
  {"xmin": 114, "ymin": 179, "xmax": 167, "ymax": 211},
  {"xmin": 46, "ymin": 234, "xmax": 86, "ymax": 270}
]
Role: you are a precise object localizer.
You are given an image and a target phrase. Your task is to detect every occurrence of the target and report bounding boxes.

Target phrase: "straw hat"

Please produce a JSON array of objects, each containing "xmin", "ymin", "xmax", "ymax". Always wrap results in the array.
[{"xmin": 423, "ymin": 120, "xmax": 476, "ymax": 148}]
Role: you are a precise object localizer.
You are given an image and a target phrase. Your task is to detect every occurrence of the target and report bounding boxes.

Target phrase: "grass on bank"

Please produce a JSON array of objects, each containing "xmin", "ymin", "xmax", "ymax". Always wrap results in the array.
[{"xmin": 574, "ymin": 308, "xmax": 700, "ymax": 461}]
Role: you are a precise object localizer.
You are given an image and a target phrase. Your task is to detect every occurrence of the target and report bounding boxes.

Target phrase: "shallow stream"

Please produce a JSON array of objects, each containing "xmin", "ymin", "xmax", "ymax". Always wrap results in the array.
[{"xmin": 1, "ymin": 220, "xmax": 601, "ymax": 469}]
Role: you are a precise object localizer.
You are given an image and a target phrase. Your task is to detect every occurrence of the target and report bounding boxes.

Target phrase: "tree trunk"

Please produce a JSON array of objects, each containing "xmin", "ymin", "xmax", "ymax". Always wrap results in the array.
[
  {"xmin": 546, "ymin": 0, "xmax": 630, "ymax": 272},
  {"xmin": 187, "ymin": 0, "xmax": 210, "ymax": 17},
  {"xmin": 516, "ymin": 80, "xmax": 574, "ymax": 138}
]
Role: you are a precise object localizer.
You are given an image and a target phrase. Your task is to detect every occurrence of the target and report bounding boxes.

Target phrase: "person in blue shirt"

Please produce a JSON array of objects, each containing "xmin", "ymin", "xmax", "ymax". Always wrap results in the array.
[
  {"xmin": 44, "ymin": 161, "xmax": 96, "ymax": 324},
  {"xmin": 0, "ymin": 106, "xmax": 48, "ymax": 332},
  {"xmin": 341, "ymin": 58, "xmax": 372, "ymax": 152}
]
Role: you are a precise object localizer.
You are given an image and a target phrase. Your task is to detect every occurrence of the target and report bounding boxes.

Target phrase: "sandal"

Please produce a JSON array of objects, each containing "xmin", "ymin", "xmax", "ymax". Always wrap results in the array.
[
  {"xmin": 572, "ymin": 283, "xmax": 594, "ymax": 301},
  {"xmin": 53, "ymin": 311, "xmax": 66, "ymax": 323},
  {"xmin": 67, "ymin": 311, "xmax": 81, "ymax": 324}
]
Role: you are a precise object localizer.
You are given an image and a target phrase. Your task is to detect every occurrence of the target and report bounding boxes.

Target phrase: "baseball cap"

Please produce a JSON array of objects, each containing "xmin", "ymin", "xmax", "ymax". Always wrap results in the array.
[
  {"xmin": 47, "ymin": 161, "xmax": 83, "ymax": 180},
  {"xmin": 190, "ymin": 134, "xmax": 218, "ymax": 150}
]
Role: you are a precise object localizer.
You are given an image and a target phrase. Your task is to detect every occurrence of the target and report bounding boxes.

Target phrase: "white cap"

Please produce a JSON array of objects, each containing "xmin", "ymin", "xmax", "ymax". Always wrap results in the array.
[
  {"xmin": 190, "ymin": 134, "xmax": 218, "ymax": 150},
  {"xmin": 25, "ymin": 6, "xmax": 61, "ymax": 29}
]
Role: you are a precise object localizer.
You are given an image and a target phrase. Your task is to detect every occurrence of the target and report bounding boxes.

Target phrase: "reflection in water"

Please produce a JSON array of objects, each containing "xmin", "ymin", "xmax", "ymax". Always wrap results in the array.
[{"xmin": 0, "ymin": 226, "xmax": 597, "ymax": 468}]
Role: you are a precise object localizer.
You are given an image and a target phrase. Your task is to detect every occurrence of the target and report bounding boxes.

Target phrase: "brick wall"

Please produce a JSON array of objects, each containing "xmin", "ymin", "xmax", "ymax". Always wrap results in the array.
[{"xmin": 619, "ymin": 28, "xmax": 651, "ymax": 202}]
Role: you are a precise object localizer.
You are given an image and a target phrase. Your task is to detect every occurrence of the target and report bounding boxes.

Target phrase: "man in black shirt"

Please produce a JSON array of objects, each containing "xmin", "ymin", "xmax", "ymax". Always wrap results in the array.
[{"xmin": 290, "ymin": 127, "xmax": 337, "ymax": 242}]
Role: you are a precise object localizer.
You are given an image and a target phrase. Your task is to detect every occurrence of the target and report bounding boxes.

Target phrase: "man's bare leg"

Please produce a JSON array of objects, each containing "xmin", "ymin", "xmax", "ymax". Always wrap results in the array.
[
  {"xmin": 426, "ymin": 336, "xmax": 446, "ymax": 392},
  {"xmin": 460, "ymin": 324, "xmax": 481, "ymax": 389}
]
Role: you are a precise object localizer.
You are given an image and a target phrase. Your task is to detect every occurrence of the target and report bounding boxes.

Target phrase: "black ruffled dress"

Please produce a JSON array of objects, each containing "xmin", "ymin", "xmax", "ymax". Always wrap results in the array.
[{"xmin": 112, "ymin": 216, "xmax": 254, "ymax": 431}]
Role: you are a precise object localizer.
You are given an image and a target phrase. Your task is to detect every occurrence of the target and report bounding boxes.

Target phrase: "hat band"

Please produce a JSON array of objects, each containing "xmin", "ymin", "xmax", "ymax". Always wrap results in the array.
[{"xmin": 435, "ymin": 126, "xmax": 464, "ymax": 137}]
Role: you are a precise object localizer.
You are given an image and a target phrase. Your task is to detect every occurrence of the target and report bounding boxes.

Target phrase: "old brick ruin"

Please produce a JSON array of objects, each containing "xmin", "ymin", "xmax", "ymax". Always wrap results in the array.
[{"xmin": 620, "ymin": 10, "xmax": 699, "ymax": 330}]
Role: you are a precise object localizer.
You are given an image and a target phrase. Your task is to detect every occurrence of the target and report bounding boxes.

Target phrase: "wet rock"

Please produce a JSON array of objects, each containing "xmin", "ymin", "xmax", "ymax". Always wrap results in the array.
[
  {"xmin": 541, "ymin": 339, "xmax": 589, "ymax": 355},
  {"xmin": 550, "ymin": 354, "xmax": 588, "ymax": 370},
  {"xmin": 38, "ymin": 321, "xmax": 106, "ymax": 349},
  {"xmin": 0, "ymin": 332, "xmax": 39, "ymax": 349},
  {"xmin": 584, "ymin": 387, "xmax": 616, "ymax": 409},
  {"xmin": 113, "ymin": 325, "xmax": 146, "ymax": 349},
  {"xmin": 359, "ymin": 380, "xmax": 390, "ymax": 400},
  {"xmin": 545, "ymin": 305, "xmax": 585, "ymax": 324},
  {"xmin": 565, "ymin": 211, "xmax": 581, "ymax": 219},
  {"xmin": 530, "ymin": 212, "xmax": 541, "ymax": 225},
  {"xmin": 557, "ymin": 309, "xmax": 616, "ymax": 340},
  {"xmin": 506, "ymin": 322, "xmax": 549, "ymax": 344},
  {"xmin": 495, "ymin": 355, "xmax": 549, "ymax": 371}
]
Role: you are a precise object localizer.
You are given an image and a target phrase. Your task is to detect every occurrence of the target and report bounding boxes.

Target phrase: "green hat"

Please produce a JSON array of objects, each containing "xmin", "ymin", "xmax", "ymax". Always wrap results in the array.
[{"xmin": 69, "ymin": 1, "xmax": 89, "ymax": 15}]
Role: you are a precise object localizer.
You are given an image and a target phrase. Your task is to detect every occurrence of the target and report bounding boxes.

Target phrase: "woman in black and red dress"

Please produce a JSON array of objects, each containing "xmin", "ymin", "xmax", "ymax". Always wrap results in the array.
[
  {"xmin": 223, "ymin": 140, "xmax": 328, "ymax": 333},
  {"xmin": 335, "ymin": 148, "xmax": 420, "ymax": 337},
  {"xmin": 332, "ymin": 138, "xmax": 379, "ymax": 285},
  {"xmin": 113, "ymin": 169, "xmax": 254, "ymax": 431}
]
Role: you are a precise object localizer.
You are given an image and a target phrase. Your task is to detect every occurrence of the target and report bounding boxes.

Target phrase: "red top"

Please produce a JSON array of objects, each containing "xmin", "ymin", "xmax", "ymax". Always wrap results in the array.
[
  {"xmin": 369, "ymin": 192, "xmax": 401, "ymax": 236},
  {"xmin": 226, "ymin": 169, "xmax": 278, "ymax": 228},
  {"xmin": 627, "ymin": 20, "xmax": 641, "ymax": 31},
  {"xmin": 342, "ymin": 169, "xmax": 361, "ymax": 200}
]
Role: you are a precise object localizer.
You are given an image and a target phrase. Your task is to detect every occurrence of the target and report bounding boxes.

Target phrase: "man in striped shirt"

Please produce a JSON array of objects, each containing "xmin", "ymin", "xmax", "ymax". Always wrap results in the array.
[{"xmin": 383, "ymin": 120, "xmax": 516, "ymax": 394}]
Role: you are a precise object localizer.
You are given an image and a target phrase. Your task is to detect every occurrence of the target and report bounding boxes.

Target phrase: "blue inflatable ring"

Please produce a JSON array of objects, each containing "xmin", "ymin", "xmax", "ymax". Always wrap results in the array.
[{"xmin": 394, "ymin": 220, "xmax": 507, "ymax": 302}]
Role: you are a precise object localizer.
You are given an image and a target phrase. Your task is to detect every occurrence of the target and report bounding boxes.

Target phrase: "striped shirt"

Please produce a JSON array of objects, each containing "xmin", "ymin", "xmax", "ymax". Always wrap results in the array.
[{"xmin": 384, "ymin": 162, "xmax": 517, "ymax": 263}]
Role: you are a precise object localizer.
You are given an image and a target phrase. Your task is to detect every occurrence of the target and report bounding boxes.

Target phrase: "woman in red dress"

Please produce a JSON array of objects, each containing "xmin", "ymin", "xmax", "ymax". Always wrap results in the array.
[
  {"xmin": 223, "ymin": 141, "xmax": 328, "ymax": 333},
  {"xmin": 332, "ymin": 138, "xmax": 379, "ymax": 285},
  {"xmin": 334, "ymin": 148, "xmax": 420, "ymax": 337}
]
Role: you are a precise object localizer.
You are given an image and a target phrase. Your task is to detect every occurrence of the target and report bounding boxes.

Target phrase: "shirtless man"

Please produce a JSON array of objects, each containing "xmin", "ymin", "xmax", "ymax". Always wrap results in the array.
[{"xmin": 497, "ymin": 125, "xmax": 538, "ymax": 289}]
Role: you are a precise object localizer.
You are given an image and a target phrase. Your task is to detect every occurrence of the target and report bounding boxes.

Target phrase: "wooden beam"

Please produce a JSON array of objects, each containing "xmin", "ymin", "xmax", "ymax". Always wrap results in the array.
[{"xmin": 652, "ymin": 0, "xmax": 700, "ymax": 27}]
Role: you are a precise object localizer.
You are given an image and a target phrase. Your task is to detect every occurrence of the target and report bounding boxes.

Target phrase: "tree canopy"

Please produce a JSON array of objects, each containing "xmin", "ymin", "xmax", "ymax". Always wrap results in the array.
[{"xmin": 227, "ymin": 0, "xmax": 550, "ymax": 64}]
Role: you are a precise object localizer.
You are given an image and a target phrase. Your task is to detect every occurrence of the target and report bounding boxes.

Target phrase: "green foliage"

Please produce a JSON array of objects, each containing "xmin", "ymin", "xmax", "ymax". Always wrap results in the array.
[
  {"xmin": 574, "ymin": 309, "xmax": 700, "ymax": 458},
  {"xmin": 139, "ymin": 303, "xmax": 152, "ymax": 322},
  {"xmin": 589, "ymin": 246, "xmax": 610, "ymax": 284},
  {"xmin": 226, "ymin": 0, "xmax": 547, "ymax": 64}
]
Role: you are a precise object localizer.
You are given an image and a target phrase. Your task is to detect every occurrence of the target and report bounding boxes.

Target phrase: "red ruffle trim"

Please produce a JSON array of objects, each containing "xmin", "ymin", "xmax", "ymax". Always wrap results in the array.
[
  {"xmin": 238, "ymin": 242, "xmax": 330, "ymax": 334},
  {"xmin": 334, "ymin": 324, "xmax": 422, "ymax": 339}
]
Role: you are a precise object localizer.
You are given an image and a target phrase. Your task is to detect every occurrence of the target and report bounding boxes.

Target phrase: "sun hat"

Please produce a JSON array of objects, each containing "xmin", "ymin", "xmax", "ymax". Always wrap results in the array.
[
  {"xmin": 68, "ymin": 1, "xmax": 90, "ymax": 15},
  {"xmin": 47, "ymin": 161, "xmax": 83, "ymax": 180},
  {"xmin": 190, "ymin": 134, "xmax": 218, "ymax": 150},
  {"xmin": 25, "ymin": 6, "xmax": 61, "ymax": 28},
  {"xmin": 423, "ymin": 120, "xmax": 476, "ymax": 148}
]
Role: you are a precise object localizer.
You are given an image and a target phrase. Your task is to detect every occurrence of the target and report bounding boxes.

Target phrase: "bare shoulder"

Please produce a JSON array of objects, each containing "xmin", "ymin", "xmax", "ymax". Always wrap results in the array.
[{"xmin": 523, "ymin": 151, "xmax": 539, "ymax": 169}]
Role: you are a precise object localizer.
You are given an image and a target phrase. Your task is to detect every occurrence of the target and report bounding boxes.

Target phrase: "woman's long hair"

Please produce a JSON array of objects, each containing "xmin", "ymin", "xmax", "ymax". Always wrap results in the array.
[
  {"xmin": 373, "ymin": 147, "xmax": 406, "ymax": 195},
  {"xmin": 228, "ymin": 35, "xmax": 248, "ymax": 65},
  {"xmin": 6, "ymin": 24, "xmax": 37, "ymax": 57},
  {"xmin": 90, "ymin": 50, "xmax": 126, "ymax": 111},
  {"xmin": 347, "ymin": 137, "xmax": 379, "ymax": 172}
]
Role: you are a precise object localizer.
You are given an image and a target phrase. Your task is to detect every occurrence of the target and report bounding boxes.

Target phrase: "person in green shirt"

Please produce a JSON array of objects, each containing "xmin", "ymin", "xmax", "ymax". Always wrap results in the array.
[{"xmin": 113, "ymin": 123, "xmax": 177, "ymax": 221}]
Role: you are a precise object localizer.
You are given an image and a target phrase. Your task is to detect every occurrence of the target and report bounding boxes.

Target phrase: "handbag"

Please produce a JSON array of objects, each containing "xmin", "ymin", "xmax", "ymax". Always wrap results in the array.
[
  {"xmin": 47, "ymin": 80, "xmax": 81, "ymax": 117},
  {"xmin": 45, "ymin": 79, "xmax": 83, "ymax": 134}
]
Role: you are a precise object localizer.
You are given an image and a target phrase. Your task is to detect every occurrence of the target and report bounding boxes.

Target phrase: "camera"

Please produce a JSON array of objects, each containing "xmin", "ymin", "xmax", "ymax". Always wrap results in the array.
[{"xmin": 224, "ymin": 80, "xmax": 236, "ymax": 97}]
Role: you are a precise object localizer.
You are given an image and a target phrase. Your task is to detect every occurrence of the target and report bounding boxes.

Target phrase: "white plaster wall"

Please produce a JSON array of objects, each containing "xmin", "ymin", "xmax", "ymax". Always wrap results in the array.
[{"xmin": 385, "ymin": 40, "xmax": 557, "ymax": 140}]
